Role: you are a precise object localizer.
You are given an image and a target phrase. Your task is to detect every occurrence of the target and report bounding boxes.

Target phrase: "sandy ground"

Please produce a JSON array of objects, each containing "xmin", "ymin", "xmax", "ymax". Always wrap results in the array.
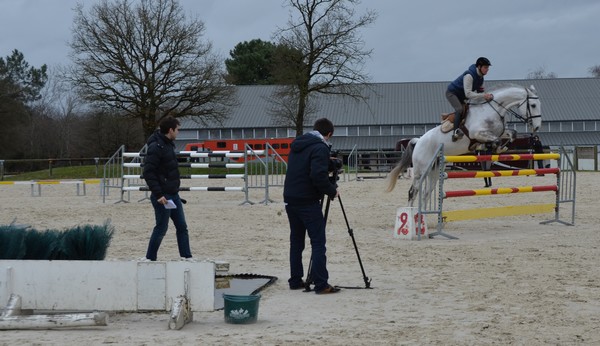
[{"xmin": 1, "ymin": 171, "xmax": 599, "ymax": 345}]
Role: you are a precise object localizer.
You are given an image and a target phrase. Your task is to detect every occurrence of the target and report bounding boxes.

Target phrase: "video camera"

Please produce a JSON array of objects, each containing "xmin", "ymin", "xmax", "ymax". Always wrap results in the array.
[{"xmin": 328, "ymin": 149, "xmax": 343, "ymax": 184}]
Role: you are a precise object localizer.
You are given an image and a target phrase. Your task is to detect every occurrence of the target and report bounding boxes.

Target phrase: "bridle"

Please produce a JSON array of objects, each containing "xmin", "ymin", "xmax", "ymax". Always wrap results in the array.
[{"xmin": 488, "ymin": 88, "xmax": 541, "ymax": 127}]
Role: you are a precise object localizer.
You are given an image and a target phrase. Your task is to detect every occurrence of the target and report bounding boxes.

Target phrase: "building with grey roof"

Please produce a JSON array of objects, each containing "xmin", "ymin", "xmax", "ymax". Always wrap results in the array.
[{"xmin": 177, "ymin": 78, "xmax": 600, "ymax": 152}]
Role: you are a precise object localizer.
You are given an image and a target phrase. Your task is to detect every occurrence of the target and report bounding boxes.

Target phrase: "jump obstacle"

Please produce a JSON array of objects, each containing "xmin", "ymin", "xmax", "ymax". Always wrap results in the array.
[
  {"xmin": 0, "ymin": 179, "xmax": 101, "ymax": 197},
  {"xmin": 101, "ymin": 143, "xmax": 287, "ymax": 204},
  {"xmin": 0, "ymin": 259, "xmax": 219, "ymax": 330},
  {"xmin": 408, "ymin": 147, "xmax": 575, "ymax": 240}
]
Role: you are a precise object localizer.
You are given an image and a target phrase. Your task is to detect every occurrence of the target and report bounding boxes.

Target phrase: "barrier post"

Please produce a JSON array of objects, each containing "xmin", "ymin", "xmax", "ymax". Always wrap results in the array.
[
  {"xmin": 31, "ymin": 182, "xmax": 41, "ymax": 197},
  {"xmin": 394, "ymin": 207, "xmax": 428, "ymax": 240}
]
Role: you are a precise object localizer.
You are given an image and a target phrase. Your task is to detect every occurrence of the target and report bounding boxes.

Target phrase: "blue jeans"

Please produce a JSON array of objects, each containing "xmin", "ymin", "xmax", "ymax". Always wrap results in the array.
[
  {"xmin": 145, "ymin": 193, "xmax": 192, "ymax": 261},
  {"xmin": 285, "ymin": 202, "xmax": 329, "ymax": 291}
]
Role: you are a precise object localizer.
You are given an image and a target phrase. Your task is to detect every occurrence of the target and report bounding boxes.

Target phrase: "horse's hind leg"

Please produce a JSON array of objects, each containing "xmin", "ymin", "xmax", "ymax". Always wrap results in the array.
[
  {"xmin": 408, "ymin": 185, "xmax": 416, "ymax": 207},
  {"xmin": 407, "ymin": 174, "xmax": 421, "ymax": 207}
]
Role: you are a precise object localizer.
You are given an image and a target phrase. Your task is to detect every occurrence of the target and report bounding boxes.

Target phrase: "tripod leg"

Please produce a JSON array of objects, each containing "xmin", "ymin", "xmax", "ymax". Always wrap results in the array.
[
  {"xmin": 303, "ymin": 259, "xmax": 313, "ymax": 291},
  {"xmin": 337, "ymin": 195, "xmax": 371, "ymax": 289}
]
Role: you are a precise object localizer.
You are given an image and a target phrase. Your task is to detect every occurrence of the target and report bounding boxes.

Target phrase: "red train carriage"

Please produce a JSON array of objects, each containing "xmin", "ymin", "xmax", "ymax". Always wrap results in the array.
[{"xmin": 183, "ymin": 138, "xmax": 293, "ymax": 162}]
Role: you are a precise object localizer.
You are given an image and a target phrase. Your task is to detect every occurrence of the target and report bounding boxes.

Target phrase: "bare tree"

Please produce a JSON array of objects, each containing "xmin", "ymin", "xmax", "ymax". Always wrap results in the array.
[
  {"xmin": 526, "ymin": 66, "xmax": 557, "ymax": 79},
  {"xmin": 589, "ymin": 65, "xmax": 600, "ymax": 78},
  {"xmin": 30, "ymin": 66, "xmax": 82, "ymax": 158},
  {"xmin": 68, "ymin": 0, "xmax": 236, "ymax": 139},
  {"xmin": 272, "ymin": 0, "xmax": 377, "ymax": 135},
  {"xmin": 267, "ymin": 87, "xmax": 318, "ymax": 127}
]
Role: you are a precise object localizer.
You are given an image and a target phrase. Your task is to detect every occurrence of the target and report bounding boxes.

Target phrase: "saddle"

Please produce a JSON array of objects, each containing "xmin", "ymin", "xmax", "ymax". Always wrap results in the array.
[{"xmin": 440, "ymin": 104, "xmax": 471, "ymax": 133}]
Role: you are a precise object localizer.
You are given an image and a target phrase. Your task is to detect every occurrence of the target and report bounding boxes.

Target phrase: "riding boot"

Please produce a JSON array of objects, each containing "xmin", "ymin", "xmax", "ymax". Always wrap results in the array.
[
  {"xmin": 452, "ymin": 110, "xmax": 464, "ymax": 142},
  {"xmin": 452, "ymin": 111, "xmax": 464, "ymax": 142}
]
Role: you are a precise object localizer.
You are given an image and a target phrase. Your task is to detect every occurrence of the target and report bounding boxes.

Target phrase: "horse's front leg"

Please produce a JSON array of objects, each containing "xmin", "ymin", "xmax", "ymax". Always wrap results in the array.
[
  {"xmin": 471, "ymin": 129, "xmax": 516, "ymax": 154},
  {"xmin": 495, "ymin": 129, "xmax": 517, "ymax": 153},
  {"xmin": 470, "ymin": 130, "xmax": 500, "ymax": 145}
]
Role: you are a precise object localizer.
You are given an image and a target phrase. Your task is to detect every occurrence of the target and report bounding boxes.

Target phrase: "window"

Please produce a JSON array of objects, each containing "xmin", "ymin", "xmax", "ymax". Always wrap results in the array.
[
  {"xmin": 197, "ymin": 129, "xmax": 209, "ymax": 139},
  {"xmin": 231, "ymin": 129, "xmax": 243, "ymax": 139},
  {"xmin": 583, "ymin": 121, "xmax": 598, "ymax": 131},
  {"xmin": 548, "ymin": 122, "xmax": 562, "ymax": 132},
  {"xmin": 245, "ymin": 129, "xmax": 252, "ymax": 138},
  {"xmin": 266, "ymin": 128, "xmax": 277, "ymax": 137},
  {"xmin": 216, "ymin": 142, "xmax": 227, "ymax": 148},
  {"xmin": 391, "ymin": 126, "xmax": 403, "ymax": 135},
  {"xmin": 177, "ymin": 129, "xmax": 196, "ymax": 140}
]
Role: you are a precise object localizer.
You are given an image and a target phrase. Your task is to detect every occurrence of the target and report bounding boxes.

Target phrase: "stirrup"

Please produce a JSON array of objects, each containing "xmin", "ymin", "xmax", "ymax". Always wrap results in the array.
[{"xmin": 451, "ymin": 129, "xmax": 464, "ymax": 141}]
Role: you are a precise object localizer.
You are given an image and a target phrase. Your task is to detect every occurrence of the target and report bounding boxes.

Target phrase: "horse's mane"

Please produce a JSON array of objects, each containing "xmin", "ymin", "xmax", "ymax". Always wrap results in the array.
[{"xmin": 486, "ymin": 83, "xmax": 525, "ymax": 93}]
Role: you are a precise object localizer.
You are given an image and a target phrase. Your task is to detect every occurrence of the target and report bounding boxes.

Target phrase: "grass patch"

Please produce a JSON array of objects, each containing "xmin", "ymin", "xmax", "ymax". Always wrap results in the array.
[{"xmin": 4, "ymin": 165, "xmax": 103, "ymax": 181}]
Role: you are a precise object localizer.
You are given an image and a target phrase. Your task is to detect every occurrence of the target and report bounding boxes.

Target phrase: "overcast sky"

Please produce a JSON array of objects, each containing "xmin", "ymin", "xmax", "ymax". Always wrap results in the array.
[{"xmin": 1, "ymin": 0, "xmax": 599, "ymax": 83}]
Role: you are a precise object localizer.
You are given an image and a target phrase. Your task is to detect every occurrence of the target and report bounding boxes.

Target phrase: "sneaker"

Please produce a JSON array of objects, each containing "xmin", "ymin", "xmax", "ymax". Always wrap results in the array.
[
  {"xmin": 451, "ymin": 129, "xmax": 464, "ymax": 142},
  {"xmin": 181, "ymin": 257, "xmax": 196, "ymax": 262},
  {"xmin": 138, "ymin": 257, "xmax": 151, "ymax": 262},
  {"xmin": 315, "ymin": 285, "xmax": 341, "ymax": 295}
]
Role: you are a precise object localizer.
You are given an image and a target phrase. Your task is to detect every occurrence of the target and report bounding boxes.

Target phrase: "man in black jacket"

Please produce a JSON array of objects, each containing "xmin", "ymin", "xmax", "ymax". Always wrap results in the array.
[
  {"xmin": 283, "ymin": 118, "xmax": 340, "ymax": 294},
  {"xmin": 142, "ymin": 116, "xmax": 193, "ymax": 261},
  {"xmin": 531, "ymin": 135, "xmax": 545, "ymax": 175}
]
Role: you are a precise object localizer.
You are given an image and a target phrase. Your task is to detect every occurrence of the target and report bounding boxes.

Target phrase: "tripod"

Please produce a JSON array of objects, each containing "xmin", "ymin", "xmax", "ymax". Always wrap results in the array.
[{"xmin": 304, "ymin": 193, "xmax": 372, "ymax": 291}]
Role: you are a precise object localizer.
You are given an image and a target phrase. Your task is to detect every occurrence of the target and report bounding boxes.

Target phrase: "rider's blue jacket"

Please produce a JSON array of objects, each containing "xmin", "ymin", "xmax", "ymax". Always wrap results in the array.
[{"xmin": 447, "ymin": 64, "xmax": 484, "ymax": 102}]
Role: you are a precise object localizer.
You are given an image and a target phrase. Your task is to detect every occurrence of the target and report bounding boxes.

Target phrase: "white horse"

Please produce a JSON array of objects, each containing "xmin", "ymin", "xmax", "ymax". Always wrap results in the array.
[{"xmin": 385, "ymin": 84, "xmax": 543, "ymax": 205}]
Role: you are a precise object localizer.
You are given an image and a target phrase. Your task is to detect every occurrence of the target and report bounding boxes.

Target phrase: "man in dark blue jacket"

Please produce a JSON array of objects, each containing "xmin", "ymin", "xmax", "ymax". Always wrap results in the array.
[
  {"xmin": 446, "ymin": 57, "xmax": 494, "ymax": 141},
  {"xmin": 283, "ymin": 118, "xmax": 340, "ymax": 294},
  {"xmin": 142, "ymin": 116, "xmax": 193, "ymax": 261}
]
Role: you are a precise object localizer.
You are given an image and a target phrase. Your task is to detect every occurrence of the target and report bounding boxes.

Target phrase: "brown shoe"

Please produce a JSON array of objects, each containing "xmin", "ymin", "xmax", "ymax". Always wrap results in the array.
[{"xmin": 315, "ymin": 285, "xmax": 341, "ymax": 295}]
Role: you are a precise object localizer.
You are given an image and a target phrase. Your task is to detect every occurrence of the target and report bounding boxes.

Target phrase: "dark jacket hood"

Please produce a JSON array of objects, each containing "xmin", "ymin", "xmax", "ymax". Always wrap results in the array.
[{"xmin": 291, "ymin": 132, "xmax": 329, "ymax": 153}]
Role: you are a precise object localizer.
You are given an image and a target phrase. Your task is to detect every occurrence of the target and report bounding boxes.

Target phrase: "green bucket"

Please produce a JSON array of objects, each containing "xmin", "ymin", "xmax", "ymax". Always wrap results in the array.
[{"xmin": 223, "ymin": 294, "xmax": 261, "ymax": 324}]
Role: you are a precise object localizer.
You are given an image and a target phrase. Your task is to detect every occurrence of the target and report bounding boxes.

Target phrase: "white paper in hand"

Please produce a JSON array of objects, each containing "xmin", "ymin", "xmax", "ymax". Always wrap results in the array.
[{"xmin": 164, "ymin": 199, "xmax": 177, "ymax": 209}]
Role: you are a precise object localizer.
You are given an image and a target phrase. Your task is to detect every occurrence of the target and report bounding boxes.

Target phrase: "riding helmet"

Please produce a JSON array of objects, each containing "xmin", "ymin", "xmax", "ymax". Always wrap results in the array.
[{"xmin": 476, "ymin": 57, "xmax": 492, "ymax": 67}]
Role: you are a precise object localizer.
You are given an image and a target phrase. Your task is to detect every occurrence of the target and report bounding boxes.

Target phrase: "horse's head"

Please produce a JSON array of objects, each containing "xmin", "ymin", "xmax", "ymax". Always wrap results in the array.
[{"xmin": 520, "ymin": 85, "xmax": 542, "ymax": 132}]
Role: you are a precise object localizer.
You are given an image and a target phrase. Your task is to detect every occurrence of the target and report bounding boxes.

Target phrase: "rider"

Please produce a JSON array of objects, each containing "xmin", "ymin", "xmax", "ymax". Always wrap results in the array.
[{"xmin": 446, "ymin": 57, "xmax": 495, "ymax": 141}]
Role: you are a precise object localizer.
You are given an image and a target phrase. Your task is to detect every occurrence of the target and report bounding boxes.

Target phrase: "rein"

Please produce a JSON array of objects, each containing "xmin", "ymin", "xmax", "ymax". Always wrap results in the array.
[{"xmin": 488, "ymin": 91, "xmax": 540, "ymax": 126}]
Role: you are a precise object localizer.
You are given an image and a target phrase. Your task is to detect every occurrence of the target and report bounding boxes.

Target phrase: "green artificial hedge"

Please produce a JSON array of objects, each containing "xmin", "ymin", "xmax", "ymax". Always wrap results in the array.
[{"xmin": 0, "ymin": 221, "xmax": 114, "ymax": 260}]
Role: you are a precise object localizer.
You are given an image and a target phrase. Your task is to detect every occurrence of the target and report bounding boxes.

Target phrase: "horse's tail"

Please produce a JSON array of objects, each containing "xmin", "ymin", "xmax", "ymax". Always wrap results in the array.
[{"xmin": 385, "ymin": 137, "xmax": 418, "ymax": 192}]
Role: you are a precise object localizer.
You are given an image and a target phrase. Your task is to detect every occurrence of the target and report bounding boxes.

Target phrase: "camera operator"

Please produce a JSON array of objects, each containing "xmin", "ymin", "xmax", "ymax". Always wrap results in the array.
[{"xmin": 283, "ymin": 118, "xmax": 340, "ymax": 295}]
